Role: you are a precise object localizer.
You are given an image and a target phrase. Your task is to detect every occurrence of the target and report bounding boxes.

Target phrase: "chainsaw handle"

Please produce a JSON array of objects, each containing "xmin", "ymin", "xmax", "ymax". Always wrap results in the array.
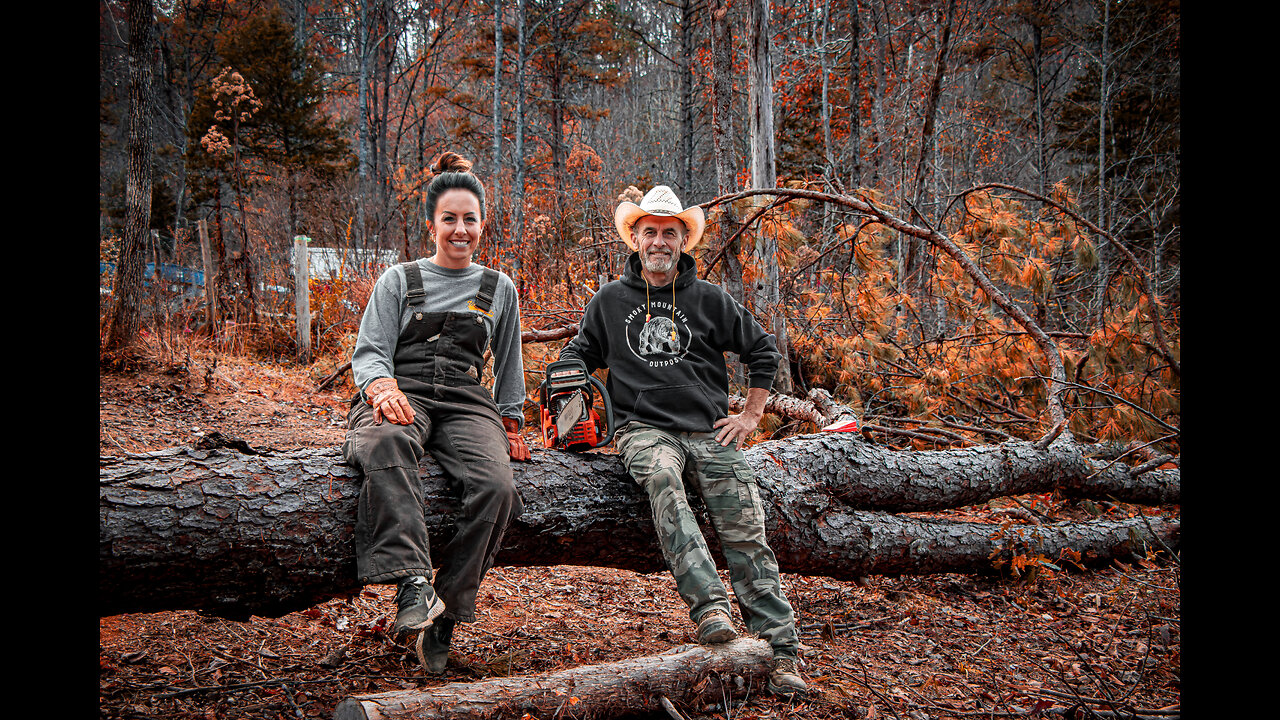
[{"xmin": 589, "ymin": 375, "xmax": 614, "ymax": 447}]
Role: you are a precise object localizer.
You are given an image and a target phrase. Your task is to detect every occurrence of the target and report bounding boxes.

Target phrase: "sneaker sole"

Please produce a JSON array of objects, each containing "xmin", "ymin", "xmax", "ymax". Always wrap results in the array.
[{"xmin": 415, "ymin": 627, "xmax": 450, "ymax": 674}]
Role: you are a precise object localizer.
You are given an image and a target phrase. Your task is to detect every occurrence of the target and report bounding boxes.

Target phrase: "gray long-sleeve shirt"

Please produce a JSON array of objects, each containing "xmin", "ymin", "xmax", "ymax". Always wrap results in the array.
[{"xmin": 351, "ymin": 259, "xmax": 526, "ymax": 425}]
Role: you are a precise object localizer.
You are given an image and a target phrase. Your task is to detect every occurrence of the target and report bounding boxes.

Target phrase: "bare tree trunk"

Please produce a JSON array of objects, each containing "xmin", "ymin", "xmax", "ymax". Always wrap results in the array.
[
  {"xmin": 548, "ymin": 47, "xmax": 566, "ymax": 250},
  {"xmin": 511, "ymin": 0, "xmax": 527, "ymax": 289},
  {"xmin": 105, "ymin": 0, "xmax": 157, "ymax": 354},
  {"xmin": 491, "ymin": 0, "xmax": 504, "ymax": 262},
  {"xmin": 197, "ymin": 219, "xmax": 218, "ymax": 331},
  {"xmin": 1098, "ymin": 0, "xmax": 1109, "ymax": 230},
  {"xmin": 709, "ymin": 0, "xmax": 740, "ymax": 306},
  {"xmin": 866, "ymin": 0, "xmax": 890, "ymax": 189},
  {"xmin": 1089, "ymin": 0, "xmax": 1111, "ymax": 328},
  {"xmin": 709, "ymin": 0, "xmax": 745, "ymax": 385},
  {"xmin": 746, "ymin": 0, "xmax": 793, "ymax": 393},
  {"xmin": 847, "ymin": 0, "xmax": 862, "ymax": 188},
  {"xmin": 375, "ymin": 3, "xmax": 395, "ymax": 238},
  {"xmin": 679, "ymin": 0, "xmax": 695, "ymax": 196},
  {"xmin": 820, "ymin": 0, "xmax": 835, "ymax": 179},
  {"xmin": 746, "ymin": 0, "xmax": 774, "ymax": 192},
  {"xmin": 355, "ymin": 0, "xmax": 372, "ymax": 248},
  {"xmin": 903, "ymin": 0, "xmax": 956, "ymax": 336}
]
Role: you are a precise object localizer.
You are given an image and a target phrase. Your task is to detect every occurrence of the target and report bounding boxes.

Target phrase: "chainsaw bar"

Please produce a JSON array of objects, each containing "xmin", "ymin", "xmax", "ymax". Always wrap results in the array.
[{"xmin": 554, "ymin": 391, "xmax": 587, "ymax": 441}]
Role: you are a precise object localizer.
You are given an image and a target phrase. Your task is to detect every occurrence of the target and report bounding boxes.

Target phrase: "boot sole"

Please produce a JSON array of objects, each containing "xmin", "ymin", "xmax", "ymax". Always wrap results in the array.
[
  {"xmin": 768, "ymin": 679, "xmax": 808, "ymax": 697},
  {"xmin": 698, "ymin": 626, "xmax": 738, "ymax": 644}
]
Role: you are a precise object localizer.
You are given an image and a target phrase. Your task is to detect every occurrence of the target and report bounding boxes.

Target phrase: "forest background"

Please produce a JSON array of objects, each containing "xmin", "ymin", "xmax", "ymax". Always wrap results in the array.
[
  {"xmin": 97, "ymin": 1, "xmax": 1180, "ymax": 716},
  {"xmin": 98, "ymin": 0, "xmax": 1180, "ymax": 465}
]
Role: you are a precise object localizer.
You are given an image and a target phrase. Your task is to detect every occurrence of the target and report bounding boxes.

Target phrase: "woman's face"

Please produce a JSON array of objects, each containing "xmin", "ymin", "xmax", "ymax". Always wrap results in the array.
[{"xmin": 428, "ymin": 188, "xmax": 484, "ymax": 269}]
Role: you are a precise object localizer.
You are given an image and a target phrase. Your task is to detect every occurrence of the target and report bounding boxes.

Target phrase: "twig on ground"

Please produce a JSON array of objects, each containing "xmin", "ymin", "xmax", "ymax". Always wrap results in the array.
[{"xmin": 659, "ymin": 694, "xmax": 689, "ymax": 720}]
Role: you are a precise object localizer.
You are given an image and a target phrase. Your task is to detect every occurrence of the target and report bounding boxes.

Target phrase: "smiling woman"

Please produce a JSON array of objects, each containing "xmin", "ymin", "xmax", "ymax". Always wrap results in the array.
[{"xmin": 341, "ymin": 150, "xmax": 531, "ymax": 675}]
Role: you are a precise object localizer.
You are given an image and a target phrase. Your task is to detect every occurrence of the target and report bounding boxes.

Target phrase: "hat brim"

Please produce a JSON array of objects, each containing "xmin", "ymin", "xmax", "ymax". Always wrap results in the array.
[{"xmin": 614, "ymin": 202, "xmax": 706, "ymax": 252}]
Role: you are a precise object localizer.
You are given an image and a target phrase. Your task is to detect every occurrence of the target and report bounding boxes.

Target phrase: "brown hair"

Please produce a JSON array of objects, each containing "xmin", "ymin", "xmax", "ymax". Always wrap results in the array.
[{"xmin": 424, "ymin": 152, "xmax": 485, "ymax": 220}]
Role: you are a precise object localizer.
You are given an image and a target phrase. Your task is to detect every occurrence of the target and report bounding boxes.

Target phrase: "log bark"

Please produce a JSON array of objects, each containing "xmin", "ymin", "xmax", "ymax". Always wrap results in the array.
[
  {"xmin": 333, "ymin": 638, "xmax": 772, "ymax": 720},
  {"xmin": 99, "ymin": 432, "xmax": 1179, "ymax": 619}
]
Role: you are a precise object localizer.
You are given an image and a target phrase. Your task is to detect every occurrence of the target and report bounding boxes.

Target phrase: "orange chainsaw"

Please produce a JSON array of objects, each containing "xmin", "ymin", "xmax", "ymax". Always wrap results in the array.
[{"xmin": 538, "ymin": 358, "xmax": 614, "ymax": 451}]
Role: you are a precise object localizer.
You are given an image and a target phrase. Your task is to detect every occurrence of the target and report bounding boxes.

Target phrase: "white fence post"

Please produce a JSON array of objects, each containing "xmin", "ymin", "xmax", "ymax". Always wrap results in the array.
[{"xmin": 198, "ymin": 219, "xmax": 217, "ymax": 333}]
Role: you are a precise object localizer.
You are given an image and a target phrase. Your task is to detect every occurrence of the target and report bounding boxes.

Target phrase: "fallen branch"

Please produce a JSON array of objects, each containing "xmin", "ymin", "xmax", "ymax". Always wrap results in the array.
[
  {"xmin": 705, "ymin": 186, "xmax": 1071, "ymax": 426},
  {"xmin": 333, "ymin": 638, "xmax": 772, "ymax": 720},
  {"xmin": 315, "ymin": 362, "xmax": 351, "ymax": 392},
  {"xmin": 728, "ymin": 387, "xmax": 859, "ymax": 429},
  {"xmin": 519, "ymin": 323, "xmax": 580, "ymax": 344}
]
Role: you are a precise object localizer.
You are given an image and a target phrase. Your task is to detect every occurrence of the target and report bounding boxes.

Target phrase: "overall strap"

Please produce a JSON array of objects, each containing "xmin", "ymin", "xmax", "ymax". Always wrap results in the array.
[
  {"xmin": 472, "ymin": 268, "xmax": 500, "ymax": 314},
  {"xmin": 401, "ymin": 261, "xmax": 427, "ymax": 308}
]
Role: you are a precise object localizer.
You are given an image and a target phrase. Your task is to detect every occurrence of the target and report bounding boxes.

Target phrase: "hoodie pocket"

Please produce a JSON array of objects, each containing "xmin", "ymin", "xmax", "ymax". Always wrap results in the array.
[{"xmin": 633, "ymin": 384, "xmax": 718, "ymax": 431}]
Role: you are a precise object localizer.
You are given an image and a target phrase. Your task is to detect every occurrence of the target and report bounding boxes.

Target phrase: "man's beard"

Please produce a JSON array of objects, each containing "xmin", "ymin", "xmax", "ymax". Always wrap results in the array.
[{"xmin": 642, "ymin": 249, "xmax": 677, "ymax": 274}]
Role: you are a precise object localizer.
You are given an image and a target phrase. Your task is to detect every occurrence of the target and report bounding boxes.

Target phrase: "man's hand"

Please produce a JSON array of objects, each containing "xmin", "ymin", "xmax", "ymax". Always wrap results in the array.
[
  {"xmin": 503, "ymin": 417, "xmax": 531, "ymax": 462},
  {"xmin": 713, "ymin": 386, "xmax": 769, "ymax": 450},
  {"xmin": 366, "ymin": 377, "xmax": 415, "ymax": 425},
  {"xmin": 713, "ymin": 411, "xmax": 762, "ymax": 450}
]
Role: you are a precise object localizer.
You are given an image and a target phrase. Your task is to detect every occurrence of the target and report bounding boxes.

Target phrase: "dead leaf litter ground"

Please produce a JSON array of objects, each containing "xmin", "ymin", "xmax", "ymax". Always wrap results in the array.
[{"xmin": 99, "ymin": 351, "xmax": 1181, "ymax": 719}]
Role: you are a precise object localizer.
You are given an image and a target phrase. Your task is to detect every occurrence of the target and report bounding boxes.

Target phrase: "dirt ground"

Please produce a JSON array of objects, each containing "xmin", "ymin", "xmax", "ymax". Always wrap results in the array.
[{"xmin": 98, "ymin": 350, "xmax": 1182, "ymax": 719}]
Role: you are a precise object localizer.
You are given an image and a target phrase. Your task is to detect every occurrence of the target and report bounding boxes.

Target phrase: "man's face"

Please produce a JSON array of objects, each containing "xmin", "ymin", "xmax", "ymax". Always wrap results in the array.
[{"xmin": 633, "ymin": 215, "xmax": 686, "ymax": 276}]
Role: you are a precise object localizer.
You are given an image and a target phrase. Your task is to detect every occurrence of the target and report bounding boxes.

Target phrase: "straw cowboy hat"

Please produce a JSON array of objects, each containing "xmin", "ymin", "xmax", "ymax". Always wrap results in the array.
[{"xmin": 614, "ymin": 185, "xmax": 706, "ymax": 252}]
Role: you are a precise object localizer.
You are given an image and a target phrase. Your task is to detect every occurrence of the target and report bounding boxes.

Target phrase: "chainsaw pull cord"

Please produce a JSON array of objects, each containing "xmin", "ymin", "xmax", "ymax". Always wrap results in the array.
[{"xmin": 643, "ymin": 275, "xmax": 678, "ymax": 343}]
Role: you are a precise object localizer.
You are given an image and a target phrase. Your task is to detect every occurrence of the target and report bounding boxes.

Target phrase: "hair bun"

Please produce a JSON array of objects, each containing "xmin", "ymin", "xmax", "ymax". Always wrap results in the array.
[{"xmin": 433, "ymin": 152, "xmax": 473, "ymax": 175}]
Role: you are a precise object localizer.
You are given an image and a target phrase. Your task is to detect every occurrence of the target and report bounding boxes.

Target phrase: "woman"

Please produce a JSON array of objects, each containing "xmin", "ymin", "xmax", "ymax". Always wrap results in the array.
[{"xmin": 342, "ymin": 151, "xmax": 529, "ymax": 674}]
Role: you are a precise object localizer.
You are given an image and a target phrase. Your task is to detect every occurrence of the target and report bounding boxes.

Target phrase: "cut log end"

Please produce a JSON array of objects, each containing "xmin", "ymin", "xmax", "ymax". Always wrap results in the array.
[{"xmin": 333, "ymin": 699, "xmax": 379, "ymax": 720}]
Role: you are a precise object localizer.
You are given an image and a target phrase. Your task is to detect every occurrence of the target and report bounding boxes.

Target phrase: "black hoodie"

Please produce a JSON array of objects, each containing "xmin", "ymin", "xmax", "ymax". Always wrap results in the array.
[{"xmin": 560, "ymin": 252, "xmax": 780, "ymax": 433}]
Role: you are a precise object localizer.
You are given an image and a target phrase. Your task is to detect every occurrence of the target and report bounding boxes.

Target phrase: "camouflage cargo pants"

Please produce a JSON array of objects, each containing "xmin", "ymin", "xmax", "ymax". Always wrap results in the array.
[{"xmin": 615, "ymin": 422, "xmax": 799, "ymax": 658}]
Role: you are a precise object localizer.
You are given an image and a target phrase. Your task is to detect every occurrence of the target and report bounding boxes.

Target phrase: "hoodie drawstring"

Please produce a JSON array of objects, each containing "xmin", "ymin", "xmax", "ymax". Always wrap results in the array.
[{"xmin": 643, "ymin": 276, "xmax": 678, "ymax": 343}]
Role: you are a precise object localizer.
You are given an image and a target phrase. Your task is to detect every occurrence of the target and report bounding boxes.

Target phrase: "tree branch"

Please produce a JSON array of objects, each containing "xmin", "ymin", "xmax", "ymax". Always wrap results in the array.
[{"xmin": 703, "ymin": 187, "xmax": 1071, "ymax": 427}]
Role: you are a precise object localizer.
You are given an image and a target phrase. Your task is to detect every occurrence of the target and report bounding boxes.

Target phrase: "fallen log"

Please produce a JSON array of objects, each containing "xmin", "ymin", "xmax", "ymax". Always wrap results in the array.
[
  {"xmin": 99, "ymin": 432, "xmax": 1179, "ymax": 619},
  {"xmin": 333, "ymin": 638, "xmax": 772, "ymax": 720}
]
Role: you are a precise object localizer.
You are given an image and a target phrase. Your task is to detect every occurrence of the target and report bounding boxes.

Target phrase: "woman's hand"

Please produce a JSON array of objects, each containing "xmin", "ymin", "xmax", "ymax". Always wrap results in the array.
[
  {"xmin": 503, "ymin": 417, "xmax": 531, "ymax": 462},
  {"xmin": 366, "ymin": 378, "xmax": 415, "ymax": 425}
]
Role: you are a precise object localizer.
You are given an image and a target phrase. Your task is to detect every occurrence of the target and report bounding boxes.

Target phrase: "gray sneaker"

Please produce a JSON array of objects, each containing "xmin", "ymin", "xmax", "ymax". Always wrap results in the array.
[
  {"xmin": 392, "ymin": 576, "xmax": 445, "ymax": 640},
  {"xmin": 768, "ymin": 655, "xmax": 808, "ymax": 697},
  {"xmin": 696, "ymin": 609, "xmax": 738, "ymax": 644},
  {"xmin": 415, "ymin": 617, "xmax": 456, "ymax": 674}
]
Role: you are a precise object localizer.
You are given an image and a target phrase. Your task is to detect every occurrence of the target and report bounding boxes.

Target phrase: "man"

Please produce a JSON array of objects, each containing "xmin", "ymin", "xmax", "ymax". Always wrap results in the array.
[{"xmin": 559, "ymin": 185, "xmax": 807, "ymax": 696}]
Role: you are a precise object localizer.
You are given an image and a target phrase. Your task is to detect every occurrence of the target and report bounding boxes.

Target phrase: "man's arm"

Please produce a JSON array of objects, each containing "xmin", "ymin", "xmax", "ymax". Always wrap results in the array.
[
  {"xmin": 713, "ymin": 294, "xmax": 780, "ymax": 449},
  {"xmin": 558, "ymin": 297, "xmax": 608, "ymax": 372}
]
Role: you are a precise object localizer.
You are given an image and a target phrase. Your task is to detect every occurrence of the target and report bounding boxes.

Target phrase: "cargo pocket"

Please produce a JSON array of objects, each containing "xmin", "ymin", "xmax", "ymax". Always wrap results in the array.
[{"xmin": 733, "ymin": 464, "xmax": 764, "ymax": 526}]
